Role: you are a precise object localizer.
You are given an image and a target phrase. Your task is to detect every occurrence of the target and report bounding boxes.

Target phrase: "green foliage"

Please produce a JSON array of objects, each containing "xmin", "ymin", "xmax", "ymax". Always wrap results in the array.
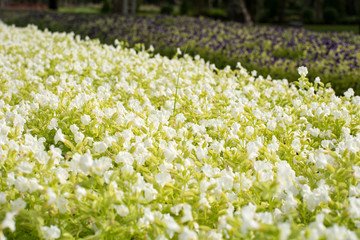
[
  {"xmin": 160, "ymin": 4, "xmax": 174, "ymax": 15},
  {"xmin": 301, "ymin": 8, "xmax": 315, "ymax": 24},
  {"xmin": 204, "ymin": 8, "xmax": 228, "ymax": 21},
  {"xmin": 180, "ymin": 0, "xmax": 189, "ymax": 15},
  {"xmin": 323, "ymin": 7, "xmax": 340, "ymax": 24},
  {"xmin": 101, "ymin": 0, "xmax": 111, "ymax": 13}
]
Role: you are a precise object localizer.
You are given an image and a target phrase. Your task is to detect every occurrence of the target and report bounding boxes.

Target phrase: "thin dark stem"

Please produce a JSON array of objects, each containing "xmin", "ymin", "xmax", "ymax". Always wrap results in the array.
[{"xmin": 173, "ymin": 44, "xmax": 189, "ymax": 115}]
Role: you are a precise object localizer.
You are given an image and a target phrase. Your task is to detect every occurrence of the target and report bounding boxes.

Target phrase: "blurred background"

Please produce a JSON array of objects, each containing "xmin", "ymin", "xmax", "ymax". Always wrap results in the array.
[{"xmin": 0, "ymin": 0, "xmax": 359, "ymax": 32}]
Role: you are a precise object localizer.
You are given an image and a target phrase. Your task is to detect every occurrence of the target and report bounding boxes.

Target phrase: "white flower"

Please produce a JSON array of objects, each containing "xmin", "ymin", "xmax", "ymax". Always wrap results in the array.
[
  {"xmin": 241, "ymin": 203, "xmax": 259, "ymax": 234},
  {"xmin": 206, "ymin": 230, "xmax": 223, "ymax": 240},
  {"xmin": 74, "ymin": 131, "xmax": 84, "ymax": 143},
  {"xmin": 195, "ymin": 147, "xmax": 208, "ymax": 160},
  {"xmin": 281, "ymin": 192, "xmax": 298, "ymax": 212},
  {"xmin": 314, "ymin": 151, "xmax": 333, "ymax": 169},
  {"xmin": 201, "ymin": 164, "xmax": 217, "ymax": 178},
  {"xmin": 254, "ymin": 160, "xmax": 273, "ymax": 182},
  {"xmin": 93, "ymin": 157, "xmax": 113, "ymax": 175},
  {"xmin": 344, "ymin": 88, "xmax": 355, "ymax": 99},
  {"xmin": 54, "ymin": 129, "xmax": 65, "ymax": 144},
  {"xmin": 70, "ymin": 124, "xmax": 79, "ymax": 134},
  {"xmin": 50, "ymin": 145, "xmax": 63, "ymax": 162},
  {"xmin": 14, "ymin": 176, "xmax": 29, "ymax": 192},
  {"xmin": 56, "ymin": 196, "xmax": 68, "ymax": 213},
  {"xmin": 11, "ymin": 198, "xmax": 26, "ymax": 211},
  {"xmin": 114, "ymin": 204, "xmax": 129, "ymax": 217},
  {"xmin": 276, "ymin": 161, "xmax": 296, "ymax": 195},
  {"xmin": 75, "ymin": 186, "xmax": 87, "ymax": 199},
  {"xmin": 93, "ymin": 141, "xmax": 108, "ymax": 154},
  {"xmin": 163, "ymin": 214, "xmax": 180, "ymax": 238},
  {"xmin": 144, "ymin": 184, "xmax": 158, "ymax": 201},
  {"xmin": 164, "ymin": 144, "xmax": 178, "ymax": 162},
  {"xmin": 291, "ymin": 138, "xmax": 301, "ymax": 152},
  {"xmin": 81, "ymin": 114, "xmax": 91, "ymax": 125},
  {"xmin": 34, "ymin": 150, "xmax": 50, "ymax": 165},
  {"xmin": 143, "ymin": 207, "xmax": 155, "ymax": 223},
  {"xmin": 309, "ymin": 127, "xmax": 320, "ymax": 137},
  {"xmin": 55, "ymin": 167, "xmax": 69, "ymax": 184},
  {"xmin": 175, "ymin": 113, "xmax": 186, "ymax": 123},
  {"xmin": 41, "ymin": 225, "xmax": 61, "ymax": 240},
  {"xmin": 0, "ymin": 192, "xmax": 6, "ymax": 204},
  {"xmin": 325, "ymin": 224, "xmax": 357, "ymax": 240},
  {"xmin": 247, "ymin": 141, "xmax": 259, "ymax": 161},
  {"xmin": 78, "ymin": 153, "xmax": 94, "ymax": 174},
  {"xmin": 349, "ymin": 197, "xmax": 360, "ymax": 219},
  {"xmin": 28, "ymin": 178, "xmax": 43, "ymax": 193},
  {"xmin": 178, "ymin": 226, "xmax": 198, "ymax": 240},
  {"xmin": 171, "ymin": 204, "xmax": 183, "ymax": 216},
  {"xmin": 308, "ymin": 213, "xmax": 326, "ymax": 239},
  {"xmin": 47, "ymin": 188, "xmax": 57, "ymax": 205},
  {"xmin": 198, "ymin": 194, "xmax": 211, "ymax": 209},
  {"xmin": 257, "ymin": 211, "xmax": 273, "ymax": 224},
  {"xmin": 353, "ymin": 166, "xmax": 360, "ymax": 180},
  {"xmin": 181, "ymin": 204, "xmax": 193, "ymax": 223},
  {"xmin": 298, "ymin": 66, "xmax": 308, "ymax": 76},
  {"xmin": 1, "ymin": 212, "xmax": 17, "ymax": 232},
  {"xmin": 278, "ymin": 222, "xmax": 291, "ymax": 240},
  {"xmin": 121, "ymin": 164, "xmax": 134, "ymax": 174},
  {"xmin": 47, "ymin": 118, "xmax": 58, "ymax": 130},
  {"xmin": 115, "ymin": 151, "xmax": 134, "ymax": 165},
  {"xmin": 267, "ymin": 119, "xmax": 277, "ymax": 131},
  {"xmin": 155, "ymin": 172, "xmax": 172, "ymax": 187},
  {"xmin": 245, "ymin": 126, "xmax": 254, "ymax": 136},
  {"xmin": 218, "ymin": 171, "xmax": 234, "ymax": 191},
  {"xmin": 301, "ymin": 180, "xmax": 331, "ymax": 211},
  {"xmin": 314, "ymin": 77, "xmax": 321, "ymax": 84},
  {"xmin": 209, "ymin": 140, "xmax": 224, "ymax": 154},
  {"xmin": 16, "ymin": 161, "xmax": 33, "ymax": 174}
]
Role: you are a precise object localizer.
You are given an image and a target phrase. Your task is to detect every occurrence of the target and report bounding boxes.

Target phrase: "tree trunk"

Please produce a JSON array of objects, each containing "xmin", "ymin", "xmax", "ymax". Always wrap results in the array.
[
  {"xmin": 301, "ymin": 0, "xmax": 311, "ymax": 11},
  {"xmin": 246, "ymin": 0, "xmax": 257, "ymax": 23},
  {"xmin": 123, "ymin": 0, "xmax": 128, "ymax": 15},
  {"xmin": 314, "ymin": 0, "xmax": 323, "ymax": 23},
  {"xmin": 131, "ymin": 0, "xmax": 136, "ymax": 15},
  {"xmin": 238, "ymin": 0, "xmax": 252, "ymax": 24},
  {"xmin": 49, "ymin": 0, "xmax": 58, "ymax": 10},
  {"xmin": 277, "ymin": 0, "xmax": 287, "ymax": 24},
  {"xmin": 194, "ymin": 0, "xmax": 207, "ymax": 15},
  {"xmin": 356, "ymin": 0, "xmax": 360, "ymax": 15},
  {"xmin": 111, "ymin": 0, "xmax": 122, "ymax": 13}
]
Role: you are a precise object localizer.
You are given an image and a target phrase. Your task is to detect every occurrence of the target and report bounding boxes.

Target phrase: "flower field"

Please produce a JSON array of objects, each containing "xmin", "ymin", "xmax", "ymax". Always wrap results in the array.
[
  {"xmin": 1, "ymin": 22, "xmax": 360, "ymax": 239},
  {"xmin": 0, "ymin": 11, "xmax": 359, "ymax": 96}
]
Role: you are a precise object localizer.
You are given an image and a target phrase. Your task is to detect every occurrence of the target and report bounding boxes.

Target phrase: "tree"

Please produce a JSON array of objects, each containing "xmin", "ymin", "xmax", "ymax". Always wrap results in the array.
[
  {"xmin": 314, "ymin": 0, "xmax": 323, "ymax": 22},
  {"xmin": 301, "ymin": 0, "xmax": 311, "ymax": 11},
  {"xmin": 238, "ymin": 0, "xmax": 252, "ymax": 24},
  {"xmin": 277, "ymin": 0, "xmax": 287, "ymax": 24},
  {"xmin": 49, "ymin": 0, "xmax": 58, "ymax": 10},
  {"xmin": 226, "ymin": 0, "xmax": 253, "ymax": 24},
  {"xmin": 194, "ymin": 0, "xmax": 207, "ymax": 15},
  {"xmin": 110, "ymin": 0, "xmax": 137, "ymax": 14}
]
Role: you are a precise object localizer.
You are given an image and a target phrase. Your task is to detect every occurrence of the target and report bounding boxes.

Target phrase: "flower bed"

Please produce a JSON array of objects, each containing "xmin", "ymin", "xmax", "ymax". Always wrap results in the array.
[
  {"xmin": 0, "ymin": 11, "xmax": 359, "ymax": 95},
  {"xmin": 1, "ymin": 23, "xmax": 360, "ymax": 239}
]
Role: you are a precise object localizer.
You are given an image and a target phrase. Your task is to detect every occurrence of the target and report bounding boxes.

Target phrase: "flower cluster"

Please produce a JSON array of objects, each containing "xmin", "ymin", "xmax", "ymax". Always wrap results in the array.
[
  {"xmin": 1, "ymin": 11, "xmax": 359, "ymax": 95},
  {"xmin": 0, "ymin": 23, "xmax": 360, "ymax": 239}
]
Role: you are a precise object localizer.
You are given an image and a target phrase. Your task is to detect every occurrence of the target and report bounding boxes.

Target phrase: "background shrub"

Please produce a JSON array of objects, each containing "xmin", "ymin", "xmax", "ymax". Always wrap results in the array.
[
  {"xmin": 323, "ymin": 7, "xmax": 339, "ymax": 24},
  {"xmin": 301, "ymin": 8, "xmax": 315, "ymax": 24}
]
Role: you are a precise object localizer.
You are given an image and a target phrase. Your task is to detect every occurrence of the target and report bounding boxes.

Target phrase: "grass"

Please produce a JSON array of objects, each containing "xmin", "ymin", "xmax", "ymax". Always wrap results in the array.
[
  {"xmin": 304, "ymin": 24, "xmax": 359, "ymax": 34},
  {"xmin": 54, "ymin": 5, "xmax": 360, "ymax": 35},
  {"xmin": 58, "ymin": 5, "xmax": 101, "ymax": 14}
]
